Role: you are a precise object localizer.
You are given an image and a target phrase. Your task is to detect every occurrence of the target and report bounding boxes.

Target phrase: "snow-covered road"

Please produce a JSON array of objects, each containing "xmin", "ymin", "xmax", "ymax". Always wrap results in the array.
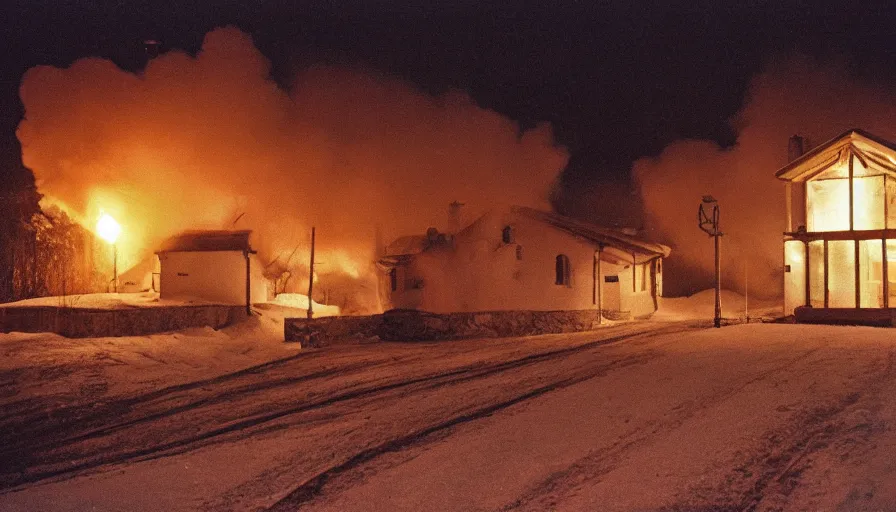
[{"xmin": 2, "ymin": 320, "xmax": 896, "ymax": 511}]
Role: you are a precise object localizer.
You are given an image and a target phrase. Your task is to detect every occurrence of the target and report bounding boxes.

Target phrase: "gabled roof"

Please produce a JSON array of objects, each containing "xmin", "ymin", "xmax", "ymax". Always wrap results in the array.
[
  {"xmin": 513, "ymin": 206, "xmax": 671, "ymax": 258},
  {"xmin": 775, "ymin": 129, "xmax": 896, "ymax": 182},
  {"xmin": 157, "ymin": 230, "xmax": 254, "ymax": 253}
]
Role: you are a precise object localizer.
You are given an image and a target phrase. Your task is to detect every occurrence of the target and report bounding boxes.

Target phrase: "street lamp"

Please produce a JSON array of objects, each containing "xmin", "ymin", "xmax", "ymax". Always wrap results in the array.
[
  {"xmin": 96, "ymin": 213, "xmax": 122, "ymax": 293},
  {"xmin": 698, "ymin": 196, "xmax": 722, "ymax": 328}
]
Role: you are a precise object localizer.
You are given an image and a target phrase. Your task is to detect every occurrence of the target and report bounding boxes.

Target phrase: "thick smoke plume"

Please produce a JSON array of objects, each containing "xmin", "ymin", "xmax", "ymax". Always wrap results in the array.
[
  {"xmin": 18, "ymin": 27, "xmax": 568, "ymax": 310},
  {"xmin": 635, "ymin": 56, "xmax": 896, "ymax": 298}
]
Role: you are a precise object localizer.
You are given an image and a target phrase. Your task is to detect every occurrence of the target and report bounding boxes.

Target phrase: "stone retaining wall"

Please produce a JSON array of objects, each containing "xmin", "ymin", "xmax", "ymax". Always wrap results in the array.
[
  {"xmin": 284, "ymin": 315, "xmax": 384, "ymax": 347},
  {"xmin": 0, "ymin": 305, "xmax": 246, "ymax": 338},
  {"xmin": 285, "ymin": 308, "xmax": 625, "ymax": 345}
]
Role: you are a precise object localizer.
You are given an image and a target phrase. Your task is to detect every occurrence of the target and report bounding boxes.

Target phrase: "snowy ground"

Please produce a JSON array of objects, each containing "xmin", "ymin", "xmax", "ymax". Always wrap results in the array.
[{"xmin": 3, "ymin": 295, "xmax": 896, "ymax": 511}]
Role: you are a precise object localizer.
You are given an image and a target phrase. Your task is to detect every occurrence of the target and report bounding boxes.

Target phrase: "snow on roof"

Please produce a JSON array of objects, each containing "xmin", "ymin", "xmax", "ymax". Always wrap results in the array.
[
  {"xmin": 383, "ymin": 235, "xmax": 428, "ymax": 257},
  {"xmin": 775, "ymin": 129, "xmax": 896, "ymax": 182},
  {"xmin": 513, "ymin": 206, "xmax": 671, "ymax": 257},
  {"xmin": 378, "ymin": 206, "xmax": 670, "ymax": 266},
  {"xmin": 157, "ymin": 230, "xmax": 254, "ymax": 253}
]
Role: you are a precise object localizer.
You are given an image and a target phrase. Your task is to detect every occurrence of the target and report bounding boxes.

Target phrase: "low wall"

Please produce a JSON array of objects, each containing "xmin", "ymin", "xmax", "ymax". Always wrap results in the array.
[
  {"xmin": 0, "ymin": 305, "xmax": 246, "ymax": 338},
  {"xmin": 284, "ymin": 315, "xmax": 383, "ymax": 347},
  {"xmin": 285, "ymin": 308, "xmax": 616, "ymax": 345},
  {"xmin": 794, "ymin": 306, "xmax": 896, "ymax": 327}
]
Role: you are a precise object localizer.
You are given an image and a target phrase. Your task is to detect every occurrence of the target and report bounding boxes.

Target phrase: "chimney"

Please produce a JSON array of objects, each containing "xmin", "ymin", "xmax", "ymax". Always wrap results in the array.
[
  {"xmin": 144, "ymin": 40, "xmax": 161, "ymax": 60},
  {"xmin": 786, "ymin": 135, "xmax": 807, "ymax": 232},
  {"xmin": 787, "ymin": 135, "xmax": 804, "ymax": 162}
]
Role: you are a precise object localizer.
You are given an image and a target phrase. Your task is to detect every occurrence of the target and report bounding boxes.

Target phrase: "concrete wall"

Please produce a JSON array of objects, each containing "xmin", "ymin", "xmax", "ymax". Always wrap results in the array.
[
  {"xmin": 159, "ymin": 251, "xmax": 267, "ymax": 305},
  {"xmin": 284, "ymin": 308, "xmax": 625, "ymax": 345},
  {"xmin": 382, "ymin": 209, "xmax": 660, "ymax": 317},
  {"xmin": 0, "ymin": 305, "xmax": 245, "ymax": 338}
]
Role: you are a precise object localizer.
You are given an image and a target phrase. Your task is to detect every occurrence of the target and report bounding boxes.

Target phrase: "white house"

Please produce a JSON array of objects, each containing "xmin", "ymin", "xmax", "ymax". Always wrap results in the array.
[
  {"xmin": 377, "ymin": 206, "xmax": 670, "ymax": 318},
  {"xmin": 156, "ymin": 230, "xmax": 267, "ymax": 311}
]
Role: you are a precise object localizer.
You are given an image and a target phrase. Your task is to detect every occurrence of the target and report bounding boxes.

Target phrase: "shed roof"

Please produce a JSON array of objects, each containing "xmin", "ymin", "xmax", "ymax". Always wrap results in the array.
[
  {"xmin": 775, "ymin": 129, "xmax": 896, "ymax": 182},
  {"xmin": 157, "ymin": 230, "xmax": 254, "ymax": 253}
]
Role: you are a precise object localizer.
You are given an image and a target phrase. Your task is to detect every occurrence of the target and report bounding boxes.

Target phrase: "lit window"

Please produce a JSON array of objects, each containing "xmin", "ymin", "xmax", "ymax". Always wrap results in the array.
[{"xmin": 555, "ymin": 254, "xmax": 571, "ymax": 286}]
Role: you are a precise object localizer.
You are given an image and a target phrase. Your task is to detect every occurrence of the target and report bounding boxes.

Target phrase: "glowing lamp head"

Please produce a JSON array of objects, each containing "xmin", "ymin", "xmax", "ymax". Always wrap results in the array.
[{"xmin": 96, "ymin": 213, "xmax": 122, "ymax": 244}]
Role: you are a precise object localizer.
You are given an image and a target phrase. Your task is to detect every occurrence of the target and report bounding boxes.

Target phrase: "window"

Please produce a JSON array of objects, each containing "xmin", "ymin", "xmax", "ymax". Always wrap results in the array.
[
  {"xmin": 502, "ymin": 226, "xmax": 515, "ymax": 244},
  {"xmin": 555, "ymin": 254, "xmax": 571, "ymax": 286}
]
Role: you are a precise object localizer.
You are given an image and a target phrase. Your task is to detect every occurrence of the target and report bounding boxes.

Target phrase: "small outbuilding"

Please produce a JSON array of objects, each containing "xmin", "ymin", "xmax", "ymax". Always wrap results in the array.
[
  {"xmin": 778, "ymin": 129, "xmax": 896, "ymax": 324},
  {"xmin": 377, "ymin": 206, "xmax": 670, "ymax": 319},
  {"xmin": 156, "ymin": 230, "xmax": 267, "ymax": 311}
]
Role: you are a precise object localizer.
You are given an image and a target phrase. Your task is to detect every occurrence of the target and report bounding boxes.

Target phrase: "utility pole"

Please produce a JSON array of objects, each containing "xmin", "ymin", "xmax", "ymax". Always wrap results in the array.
[
  {"xmin": 698, "ymin": 196, "xmax": 723, "ymax": 328},
  {"xmin": 307, "ymin": 227, "xmax": 315, "ymax": 319},
  {"xmin": 744, "ymin": 261, "xmax": 749, "ymax": 322},
  {"xmin": 113, "ymin": 243, "xmax": 118, "ymax": 293}
]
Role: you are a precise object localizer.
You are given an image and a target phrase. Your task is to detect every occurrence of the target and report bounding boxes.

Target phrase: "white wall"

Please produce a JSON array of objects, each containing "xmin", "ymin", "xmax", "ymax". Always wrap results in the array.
[
  {"xmin": 385, "ymin": 209, "xmax": 660, "ymax": 316},
  {"xmin": 160, "ymin": 251, "xmax": 267, "ymax": 305}
]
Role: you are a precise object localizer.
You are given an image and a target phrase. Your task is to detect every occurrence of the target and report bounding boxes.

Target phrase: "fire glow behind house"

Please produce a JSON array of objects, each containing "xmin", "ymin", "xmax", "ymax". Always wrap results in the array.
[{"xmin": 16, "ymin": 27, "xmax": 569, "ymax": 309}]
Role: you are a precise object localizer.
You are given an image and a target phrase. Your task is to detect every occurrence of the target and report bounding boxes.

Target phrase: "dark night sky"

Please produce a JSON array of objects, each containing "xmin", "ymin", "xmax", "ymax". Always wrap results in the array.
[{"xmin": 3, "ymin": 0, "xmax": 896, "ymax": 202}]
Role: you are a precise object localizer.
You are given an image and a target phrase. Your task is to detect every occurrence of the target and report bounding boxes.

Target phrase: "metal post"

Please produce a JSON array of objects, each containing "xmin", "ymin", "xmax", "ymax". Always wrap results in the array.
[
  {"xmin": 699, "ymin": 196, "xmax": 722, "ymax": 328},
  {"xmin": 596, "ymin": 246, "xmax": 603, "ymax": 324},
  {"xmin": 744, "ymin": 260, "xmax": 749, "ymax": 322},
  {"xmin": 113, "ymin": 243, "xmax": 118, "ymax": 293},
  {"xmin": 714, "ymin": 231, "xmax": 721, "ymax": 328},
  {"xmin": 307, "ymin": 227, "xmax": 316, "ymax": 319}
]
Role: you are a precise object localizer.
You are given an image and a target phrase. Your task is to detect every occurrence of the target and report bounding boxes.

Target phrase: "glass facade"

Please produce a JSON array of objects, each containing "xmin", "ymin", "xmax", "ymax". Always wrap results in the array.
[{"xmin": 785, "ymin": 142, "xmax": 896, "ymax": 314}]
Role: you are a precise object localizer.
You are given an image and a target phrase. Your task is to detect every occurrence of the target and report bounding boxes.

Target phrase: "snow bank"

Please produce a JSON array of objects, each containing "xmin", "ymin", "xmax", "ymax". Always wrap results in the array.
[
  {"xmin": 271, "ymin": 293, "xmax": 340, "ymax": 317},
  {"xmin": 0, "ymin": 305, "xmax": 297, "ymax": 400},
  {"xmin": 654, "ymin": 289, "xmax": 781, "ymax": 321},
  {"xmin": 0, "ymin": 291, "xmax": 220, "ymax": 309}
]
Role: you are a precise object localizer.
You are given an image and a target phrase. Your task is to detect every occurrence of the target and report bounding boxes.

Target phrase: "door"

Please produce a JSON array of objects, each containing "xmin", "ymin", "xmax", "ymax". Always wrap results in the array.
[{"xmin": 603, "ymin": 275, "xmax": 621, "ymax": 311}]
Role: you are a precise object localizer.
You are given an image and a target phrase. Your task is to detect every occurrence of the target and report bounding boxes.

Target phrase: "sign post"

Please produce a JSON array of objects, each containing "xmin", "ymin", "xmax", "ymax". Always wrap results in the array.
[{"xmin": 698, "ymin": 196, "xmax": 723, "ymax": 328}]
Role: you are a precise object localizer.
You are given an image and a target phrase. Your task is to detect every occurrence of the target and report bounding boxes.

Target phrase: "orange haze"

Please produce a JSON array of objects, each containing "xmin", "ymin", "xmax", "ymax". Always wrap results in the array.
[
  {"xmin": 17, "ymin": 27, "xmax": 568, "ymax": 308},
  {"xmin": 635, "ymin": 55, "xmax": 896, "ymax": 298}
]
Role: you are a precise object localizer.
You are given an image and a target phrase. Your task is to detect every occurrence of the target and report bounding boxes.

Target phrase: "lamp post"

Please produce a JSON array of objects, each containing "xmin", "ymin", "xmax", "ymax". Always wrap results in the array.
[
  {"xmin": 698, "ymin": 196, "xmax": 722, "ymax": 328},
  {"xmin": 96, "ymin": 213, "xmax": 122, "ymax": 293}
]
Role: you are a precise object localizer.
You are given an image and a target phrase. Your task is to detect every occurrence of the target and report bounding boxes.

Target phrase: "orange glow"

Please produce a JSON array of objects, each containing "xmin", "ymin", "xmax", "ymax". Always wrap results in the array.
[{"xmin": 96, "ymin": 213, "xmax": 122, "ymax": 244}]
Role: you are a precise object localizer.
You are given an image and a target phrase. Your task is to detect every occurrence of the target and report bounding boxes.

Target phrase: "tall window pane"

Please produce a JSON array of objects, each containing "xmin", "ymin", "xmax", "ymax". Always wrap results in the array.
[
  {"xmin": 854, "ymin": 176, "xmax": 885, "ymax": 230},
  {"xmin": 888, "ymin": 240, "xmax": 896, "ymax": 307},
  {"xmin": 784, "ymin": 241, "xmax": 806, "ymax": 315},
  {"xmin": 808, "ymin": 240, "xmax": 825, "ymax": 308},
  {"xmin": 807, "ymin": 179, "xmax": 850, "ymax": 231},
  {"xmin": 828, "ymin": 240, "xmax": 856, "ymax": 308},
  {"xmin": 859, "ymin": 239, "xmax": 883, "ymax": 308}
]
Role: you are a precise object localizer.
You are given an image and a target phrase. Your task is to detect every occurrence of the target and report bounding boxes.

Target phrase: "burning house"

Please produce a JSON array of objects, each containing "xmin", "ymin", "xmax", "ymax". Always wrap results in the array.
[
  {"xmin": 156, "ymin": 230, "xmax": 268, "ymax": 311},
  {"xmin": 779, "ymin": 129, "xmax": 896, "ymax": 324},
  {"xmin": 377, "ymin": 206, "xmax": 670, "ymax": 319}
]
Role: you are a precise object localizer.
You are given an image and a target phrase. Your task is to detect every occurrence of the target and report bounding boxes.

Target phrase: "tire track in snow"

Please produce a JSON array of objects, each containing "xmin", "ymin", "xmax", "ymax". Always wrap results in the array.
[
  {"xmin": 0, "ymin": 343, "xmax": 459, "ymax": 458},
  {"xmin": 0, "ymin": 323, "xmax": 683, "ymax": 492},
  {"xmin": 495, "ymin": 345, "xmax": 831, "ymax": 512},
  {"xmin": 706, "ymin": 349, "xmax": 896, "ymax": 511},
  {"xmin": 263, "ymin": 351, "xmax": 658, "ymax": 511}
]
